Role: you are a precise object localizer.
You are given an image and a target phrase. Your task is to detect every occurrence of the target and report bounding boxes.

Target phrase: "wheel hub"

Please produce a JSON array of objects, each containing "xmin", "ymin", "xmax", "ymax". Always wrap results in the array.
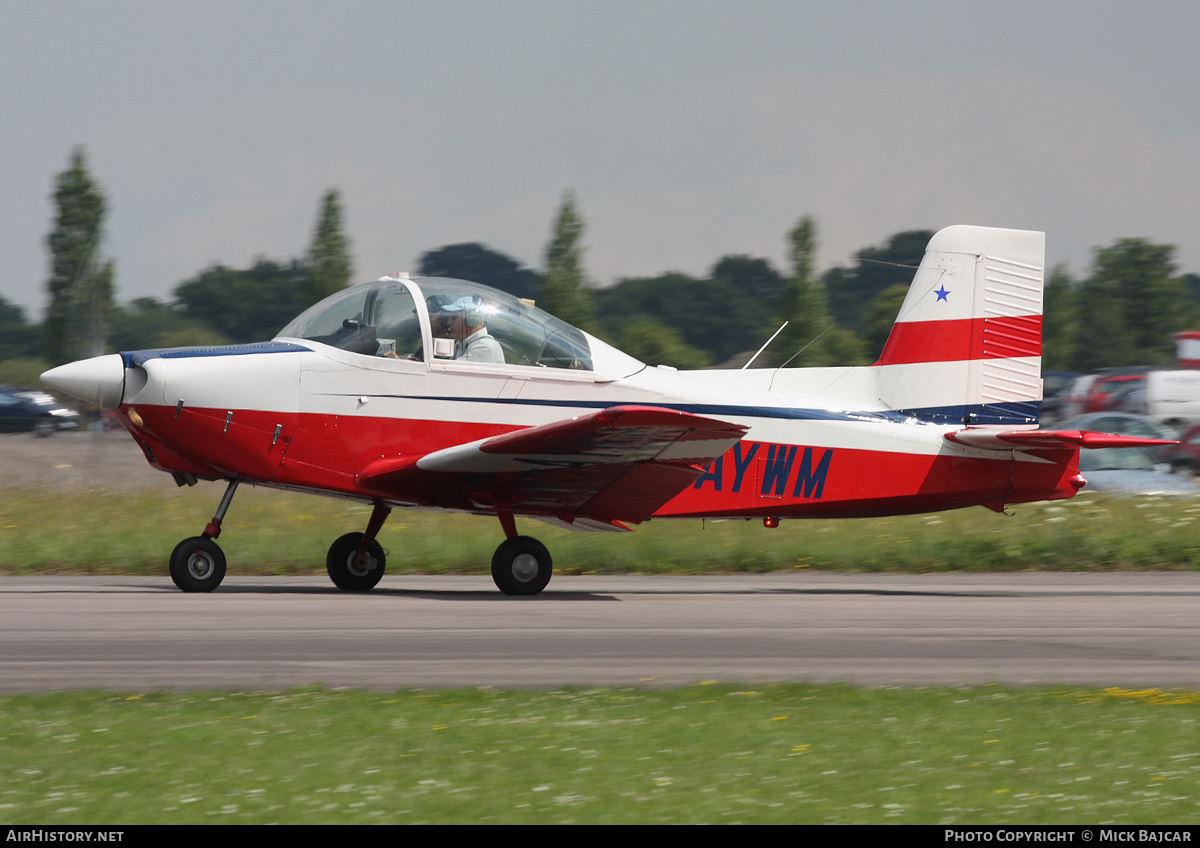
[
  {"xmin": 347, "ymin": 554, "xmax": 376, "ymax": 578},
  {"xmin": 187, "ymin": 551, "xmax": 215, "ymax": 580},
  {"xmin": 511, "ymin": 553, "xmax": 539, "ymax": 583}
]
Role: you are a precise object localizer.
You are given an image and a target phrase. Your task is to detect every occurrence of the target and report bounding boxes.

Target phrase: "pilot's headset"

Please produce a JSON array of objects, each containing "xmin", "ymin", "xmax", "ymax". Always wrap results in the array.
[{"xmin": 445, "ymin": 295, "xmax": 484, "ymax": 329}]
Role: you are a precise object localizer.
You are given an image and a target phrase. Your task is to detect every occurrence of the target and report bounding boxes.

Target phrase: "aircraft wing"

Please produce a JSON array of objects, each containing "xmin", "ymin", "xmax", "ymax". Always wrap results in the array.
[
  {"xmin": 357, "ymin": 405, "xmax": 748, "ymax": 527},
  {"xmin": 945, "ymin": 429, "xmax": 1178, "ymax": 450}
]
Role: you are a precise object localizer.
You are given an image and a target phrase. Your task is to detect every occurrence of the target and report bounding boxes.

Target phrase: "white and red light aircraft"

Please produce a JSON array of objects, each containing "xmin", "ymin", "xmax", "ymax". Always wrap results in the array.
[{"xmin": 42, "ymin": 225, "xmax": 1167, "ymax": 594}]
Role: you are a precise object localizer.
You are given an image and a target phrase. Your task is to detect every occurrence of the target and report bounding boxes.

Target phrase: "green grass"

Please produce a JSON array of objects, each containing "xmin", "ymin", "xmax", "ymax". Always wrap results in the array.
[
  {"xmin": 1, "ymin": 685, "xmax": 1197, "ymax": 824},
  {"xmin": 3, "ymin": 485, "xmax": 1200, "ymax": 575}
]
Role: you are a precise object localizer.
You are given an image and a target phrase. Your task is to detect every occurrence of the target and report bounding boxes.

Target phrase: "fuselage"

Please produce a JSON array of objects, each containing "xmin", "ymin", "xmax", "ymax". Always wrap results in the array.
[{"xmin": 102, "ymin": 336, "xmax": 1080, "ymax": 522}]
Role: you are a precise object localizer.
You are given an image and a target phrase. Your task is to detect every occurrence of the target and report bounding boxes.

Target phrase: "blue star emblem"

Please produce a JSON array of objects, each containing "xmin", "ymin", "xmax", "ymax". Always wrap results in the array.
[{"xmin": 934, "ymin": 285, "xmax": 950, "ymax": 302}]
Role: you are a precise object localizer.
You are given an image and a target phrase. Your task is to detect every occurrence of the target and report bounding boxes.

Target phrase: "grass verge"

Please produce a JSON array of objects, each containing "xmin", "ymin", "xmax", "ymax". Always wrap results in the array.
[
  {"xmin": 2, "ymin": 485, "xmax": 1200, "ymax": 575},
  {"xmin": 1, "ymin": 684, "xmax": 1197, "ymax": 824}
]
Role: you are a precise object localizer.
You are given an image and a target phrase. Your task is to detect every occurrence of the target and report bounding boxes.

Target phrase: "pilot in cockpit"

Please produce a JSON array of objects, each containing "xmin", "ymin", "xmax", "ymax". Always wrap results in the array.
[{"xmin": 436, "ymin": 296, "xmax": 505, "ymax": 363}]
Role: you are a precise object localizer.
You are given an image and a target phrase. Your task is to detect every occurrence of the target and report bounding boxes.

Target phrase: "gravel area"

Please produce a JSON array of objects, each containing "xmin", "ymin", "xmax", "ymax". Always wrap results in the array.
[{"xmin": 0, "ymin": 429, "xmax": 172, "ymax": 491}]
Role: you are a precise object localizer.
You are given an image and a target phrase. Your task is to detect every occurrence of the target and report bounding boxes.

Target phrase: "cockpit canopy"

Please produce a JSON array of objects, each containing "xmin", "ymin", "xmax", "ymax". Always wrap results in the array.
[{"xmin": 277, "ymin": 277, "xmax": 593, "ymax": 371}]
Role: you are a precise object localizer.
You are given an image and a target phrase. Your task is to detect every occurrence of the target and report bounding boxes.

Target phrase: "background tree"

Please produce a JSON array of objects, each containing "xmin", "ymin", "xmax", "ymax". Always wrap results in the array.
[
  {"xmin": 305, "ymin": 189, "xmax": 353, "ymax": 306},
  {"xmin": 709, "ymin": 254, "xmax": 786, "ymax": 310},
  {"xmin": 593, "ymin": 272, "xmax": 761, "ymax": 365},
  {"xmin": 418, "ymin": 243, "xmax": 541, "ymax": 300},
  {"xmin": 538, "ymin": 191, "xmax": 593, "ymax": 329},
  {"xmin": 174, "ymin": 259, "xmax": 308, "ymax": 344},
  {"xmin": 773, "ymin": 216, "xmax": 822, "ymax": 365},
  {"xmin": 1041, "ymin": 264, "xmax": 1077, "ymax": 371},
  {"xmin": 1182, "ymin": 273, "xmax": 1200, "ymax": 306},
  {"xmin": 861, "ymin": 282, "xmax": 909, "ymax": 361},
  {"xmin": 773, "ymin": 216, "xmax": 865, "ymax": 367},
  {"xmin": 0, "ymin": 295, "xmax": 42, "ymax": 361},
  {"xmin": 44, "ymin": 148, "xmax": 114, "ymax": 365},
  {"xmin": 823, "ymin": 229, "xmax": 930, "ymax": 334},
  {"xmin": 108, "ymin": 297, "xmax": 231, "ymax": 351},
  {"xmin": 1072, "ymin": 238, "xmax": 1184, "ymax": 371},
  {"xmin": 613, "ymin": 318, "xmax": 711, "ymax": 370}
]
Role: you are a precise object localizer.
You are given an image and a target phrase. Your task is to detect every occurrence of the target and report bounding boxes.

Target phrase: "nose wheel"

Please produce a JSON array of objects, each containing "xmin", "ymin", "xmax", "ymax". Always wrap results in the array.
[{"xmin": 491, "ymin": 536, "xmax": 553, "ymax": 595}]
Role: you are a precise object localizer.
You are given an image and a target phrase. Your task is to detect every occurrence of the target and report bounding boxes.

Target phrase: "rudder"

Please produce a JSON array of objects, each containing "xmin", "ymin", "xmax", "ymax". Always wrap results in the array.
[{"xmin": 874, "ymin": 225, "xmax": 1045, "ymax": 426}]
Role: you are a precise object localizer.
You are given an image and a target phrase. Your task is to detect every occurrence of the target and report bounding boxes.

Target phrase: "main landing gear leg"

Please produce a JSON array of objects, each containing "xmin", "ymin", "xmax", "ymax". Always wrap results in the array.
[
  {"xmin": 326, "ymin": 501, "xmax": 390, "ymax": 592},
  {"xmin": 491, "ymin": 504, "xmax": 553, "ymax": 596},
  {"xmin": 168, "ymin": 478, "xmax": 239, "ymax": 593}
]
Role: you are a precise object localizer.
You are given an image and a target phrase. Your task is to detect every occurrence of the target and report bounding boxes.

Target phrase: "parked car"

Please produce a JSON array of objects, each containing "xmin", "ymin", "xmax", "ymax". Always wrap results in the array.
[
  {"xmin": 1038, "ymin": 370, "xmax": 1078, "ymax": 426},
  {"xmin": 1118, "ymin": 369, "xmax": 1200, "ymax": 432},
  {"xmin": 1085, "ymin": 371, "xmax": 1148, "ymax": 413},
  {"xmin": 1062, "ymin": 412, "xmax": 1177, "ymax": 439},
  {"xmin": 1163, "ymin": 424, "xmax": 1200, "ymax": 478},
  {"xmin": 1061, "ymin": 374, "xmax": 1097, "ymax": 421},
  {"xmin": 1075, "ymin": 443, "xmax": 1195, "ymax": 495},
  {"xmin": 0, "ymin": 387, "xmax": 80, "ymax": 436},
  {"xmin": 1062, "ymin": 412, "xmax": 1190, "ymax": 494},
  {"xmin": 1061, "ymin": 412, "xmax": 1179, "ymax": 463}
]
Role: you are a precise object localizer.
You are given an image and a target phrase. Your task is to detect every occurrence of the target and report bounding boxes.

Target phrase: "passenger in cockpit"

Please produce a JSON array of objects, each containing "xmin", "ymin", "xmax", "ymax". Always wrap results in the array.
[{"xmin": 437, "ymin": 296, "xmax": 505, "ymax": 363}]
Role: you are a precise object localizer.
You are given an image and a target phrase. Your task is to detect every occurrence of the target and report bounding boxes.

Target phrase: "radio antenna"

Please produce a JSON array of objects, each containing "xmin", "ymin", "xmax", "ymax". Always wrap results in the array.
[
  {"xmin": 769, "ymin": 325, "xmax": 833, "ymax": 390},
  {"xmin": 741, "ymin": 321, "xmax": 788, "ymax": 370}
]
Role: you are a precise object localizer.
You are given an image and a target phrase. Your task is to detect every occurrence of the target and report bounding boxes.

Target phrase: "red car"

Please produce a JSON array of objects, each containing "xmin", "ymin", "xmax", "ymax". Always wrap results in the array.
[{"xmin": 1085, "ymin": 373, "xmax": 1147, "ymax": 413}]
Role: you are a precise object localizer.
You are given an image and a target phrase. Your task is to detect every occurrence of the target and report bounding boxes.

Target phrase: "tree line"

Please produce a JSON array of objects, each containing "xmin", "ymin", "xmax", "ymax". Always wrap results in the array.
[{"xmin": 6, "ymin": 148, "xmax": 1200, "ymax": 376}]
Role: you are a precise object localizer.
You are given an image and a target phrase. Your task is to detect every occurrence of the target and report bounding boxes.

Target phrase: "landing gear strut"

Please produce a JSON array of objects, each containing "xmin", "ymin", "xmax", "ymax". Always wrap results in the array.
[
  {"xmin": 168, "ymin": 478, "xmax": 239, "ymax": 592},
  {"xmin": 326, "ymin": 502, "xmax": 390, "ymax": 591}
]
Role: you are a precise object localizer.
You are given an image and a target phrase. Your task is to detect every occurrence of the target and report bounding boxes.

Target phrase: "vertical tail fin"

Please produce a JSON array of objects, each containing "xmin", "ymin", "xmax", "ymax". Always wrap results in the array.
[{"xmin": 874, "ymin": 225, "xmax": 1045, "ymax": 426}]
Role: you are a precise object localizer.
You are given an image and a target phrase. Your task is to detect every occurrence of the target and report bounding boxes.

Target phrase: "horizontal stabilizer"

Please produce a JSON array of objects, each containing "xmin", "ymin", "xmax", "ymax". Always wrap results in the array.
[{"xmin": 946, "ymin": 429, "xmax": 1178, "ymax": 451}]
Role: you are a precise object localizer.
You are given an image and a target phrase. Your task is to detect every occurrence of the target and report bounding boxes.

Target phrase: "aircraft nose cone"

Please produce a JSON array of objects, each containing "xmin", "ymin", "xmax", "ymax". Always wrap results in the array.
[{"xmin": 41, "ymin": 354, "xmax": 126, "ymax": 408}]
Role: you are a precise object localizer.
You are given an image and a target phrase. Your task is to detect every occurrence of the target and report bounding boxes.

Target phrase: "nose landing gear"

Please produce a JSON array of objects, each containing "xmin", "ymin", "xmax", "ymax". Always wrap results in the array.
[{"xmin": 168, "ymin": 479, "xmax": 239, "ymax": 593}]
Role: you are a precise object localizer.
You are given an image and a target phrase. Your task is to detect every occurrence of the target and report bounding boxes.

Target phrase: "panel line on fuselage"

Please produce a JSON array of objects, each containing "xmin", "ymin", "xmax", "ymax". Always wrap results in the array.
[{"xmin": 305, "ymin": 391, "xmax": 1041, "ymax": 429}]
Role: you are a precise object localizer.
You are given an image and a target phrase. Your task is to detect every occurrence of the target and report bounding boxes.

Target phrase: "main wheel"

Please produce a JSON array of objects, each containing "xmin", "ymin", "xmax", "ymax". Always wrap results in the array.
[
  {"xmin": 491, "ymin": 536, "xmax": 552, "ymax": 596},
  {"xmin": 169, "ymin": 537, "xmax": 227, "ymax": 593},
  {"xmin": 326, "ymin": 532, "xmax": 386, "ymax": 591}
]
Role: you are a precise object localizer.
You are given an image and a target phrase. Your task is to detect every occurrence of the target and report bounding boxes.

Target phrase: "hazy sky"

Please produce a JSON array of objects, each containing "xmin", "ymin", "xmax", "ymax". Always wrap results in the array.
[{"xmin": 3, "ymin": 1, "xmax": 1199, "ymax": 318}]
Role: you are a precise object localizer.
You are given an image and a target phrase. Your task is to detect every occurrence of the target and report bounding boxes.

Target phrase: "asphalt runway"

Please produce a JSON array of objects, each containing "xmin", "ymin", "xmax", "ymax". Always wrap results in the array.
[{"xmin": 2, "ymin": 573, "xmax": 1198, "ymax": 692}]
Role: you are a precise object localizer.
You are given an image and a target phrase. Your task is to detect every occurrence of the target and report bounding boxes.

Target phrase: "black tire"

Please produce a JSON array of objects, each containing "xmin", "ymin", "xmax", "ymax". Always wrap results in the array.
[
  {"xmin": 491, "ymin": 536, "xmax": 552, "ymax": 596},
  {"xmin": 326, "ymin": 532, "xmax": 386, "ymax": 591},
  {"xmin": 169, "ymin": 537, "xmax": 227, "ymax": 592},
  {"xmin": 33, "ymin": 419, "xmax": 55, "ymax": 437}
]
